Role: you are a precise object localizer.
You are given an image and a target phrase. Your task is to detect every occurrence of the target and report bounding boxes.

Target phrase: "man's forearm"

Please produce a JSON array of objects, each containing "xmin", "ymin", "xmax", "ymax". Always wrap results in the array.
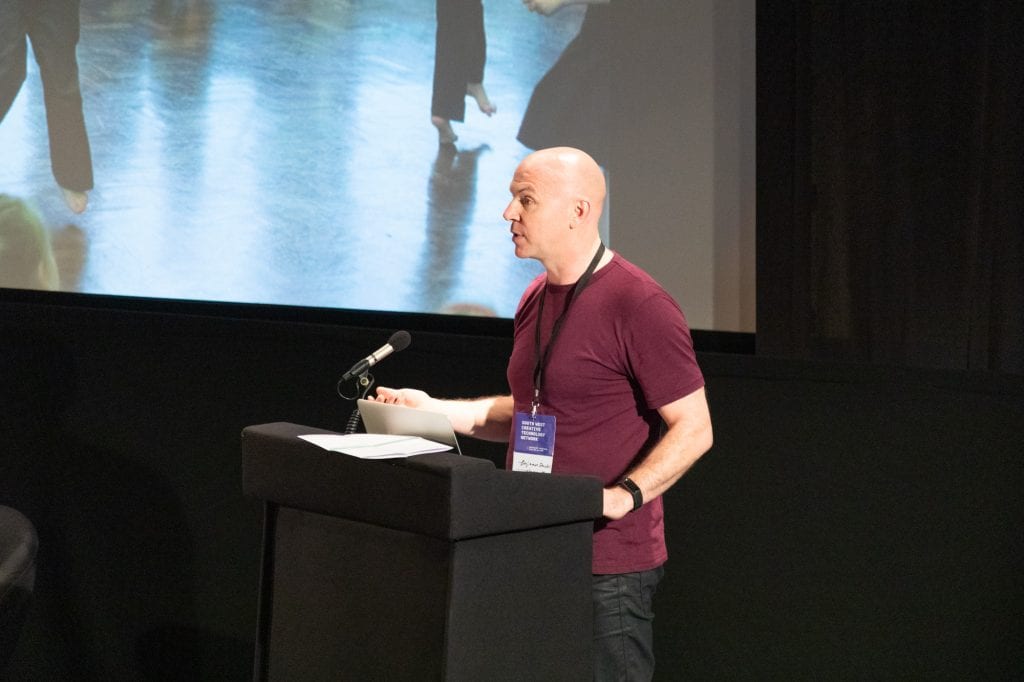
[
  {"xmin": 603, "ymin": 388, "xmax": 713, "ymax": 519},
  {"xmin": 432, "ymin": 394, "xmax": 514, "ymax": 442}
]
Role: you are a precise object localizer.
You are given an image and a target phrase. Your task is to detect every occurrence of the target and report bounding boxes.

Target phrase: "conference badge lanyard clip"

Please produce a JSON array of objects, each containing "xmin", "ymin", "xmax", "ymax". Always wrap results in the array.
[{"xmin": 512, "ymin": 244, "xmax": 605, "ymax": 474}]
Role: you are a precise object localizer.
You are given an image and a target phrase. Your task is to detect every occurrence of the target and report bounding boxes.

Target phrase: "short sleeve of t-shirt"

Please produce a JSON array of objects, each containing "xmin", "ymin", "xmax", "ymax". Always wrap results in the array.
[{"xmin": 618, "ymin": 287, "xmax": 705, "ymax": 411}]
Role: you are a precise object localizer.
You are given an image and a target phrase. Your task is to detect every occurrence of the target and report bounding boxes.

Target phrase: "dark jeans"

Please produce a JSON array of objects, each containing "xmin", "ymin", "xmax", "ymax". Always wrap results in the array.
[
  {"xmin": 0, "ymin": 0, "xmax": 93, "ymax": 191},
  {"xmin": 592, "ymin": 565, "xmax": 665, "ymax": 682}
]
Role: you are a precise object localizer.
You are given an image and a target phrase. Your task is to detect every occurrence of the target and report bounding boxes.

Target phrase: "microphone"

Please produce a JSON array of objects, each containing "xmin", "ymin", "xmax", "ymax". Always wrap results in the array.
[{"xmin": 340, "ymin": 330, "xmax": 411, "ymax": 381}]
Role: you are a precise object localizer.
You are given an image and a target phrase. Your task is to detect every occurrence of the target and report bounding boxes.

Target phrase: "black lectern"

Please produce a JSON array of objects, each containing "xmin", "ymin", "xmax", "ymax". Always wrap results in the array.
[{"xmin": 242, "ymin": 422, "xmax": 603, "ymax": 681}]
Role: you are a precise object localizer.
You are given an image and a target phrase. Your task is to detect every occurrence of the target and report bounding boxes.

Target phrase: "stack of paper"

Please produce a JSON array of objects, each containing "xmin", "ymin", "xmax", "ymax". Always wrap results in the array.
[{"xmin": 299, "ymin": 434, "xmax": 452, "ymax": 459}]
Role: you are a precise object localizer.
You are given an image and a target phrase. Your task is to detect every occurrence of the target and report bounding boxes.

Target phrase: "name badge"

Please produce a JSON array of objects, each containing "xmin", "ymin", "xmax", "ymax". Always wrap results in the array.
[{"xmin": 512, "ymin": 412, "xmax": 556, "ymax": 474}]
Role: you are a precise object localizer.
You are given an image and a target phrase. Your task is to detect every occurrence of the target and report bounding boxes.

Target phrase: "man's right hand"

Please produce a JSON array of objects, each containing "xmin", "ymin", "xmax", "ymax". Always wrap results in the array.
[
  {"xmin": 371, "ymin": 386, "xmax": 432, "ymax": 409},
  {"xmin": 373, "ymin": 388, "xmax": 515, "ymax": 443}
]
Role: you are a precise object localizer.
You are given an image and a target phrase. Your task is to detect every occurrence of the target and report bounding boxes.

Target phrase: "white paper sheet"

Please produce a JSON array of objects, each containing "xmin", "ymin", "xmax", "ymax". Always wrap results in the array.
[{"xmin": 299, "ymin": 433, "xmax": 452, "ymax": 459}]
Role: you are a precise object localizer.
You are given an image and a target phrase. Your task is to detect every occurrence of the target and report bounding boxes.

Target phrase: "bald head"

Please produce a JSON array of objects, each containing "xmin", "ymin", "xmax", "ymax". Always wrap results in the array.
[{"xmin": 519, "ymin": 147, "xmax": 607, "ymax": 225}]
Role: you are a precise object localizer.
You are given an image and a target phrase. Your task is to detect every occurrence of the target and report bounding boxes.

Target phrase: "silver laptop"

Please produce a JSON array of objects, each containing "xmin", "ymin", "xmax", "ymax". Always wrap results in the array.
[{"xmin": 357, "ymin": 399, "xmax": 462, "ymax": 455}]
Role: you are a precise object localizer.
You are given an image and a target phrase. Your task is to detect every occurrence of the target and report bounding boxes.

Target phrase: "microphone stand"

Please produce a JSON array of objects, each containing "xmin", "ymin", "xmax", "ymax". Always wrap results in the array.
[{"xmin": 341, "ymin": 372, "xmax": 374, "ymax": 434}]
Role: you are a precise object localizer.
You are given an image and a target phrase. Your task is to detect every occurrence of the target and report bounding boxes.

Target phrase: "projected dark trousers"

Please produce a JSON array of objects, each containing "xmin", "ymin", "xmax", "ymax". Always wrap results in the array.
[
  {"xmin": 0, "ymin": 0, "xmax": 93, "ymax": 193},
  {"xmin": 431, "ymin": 0, "xmax": 486, "ymax": 122}
]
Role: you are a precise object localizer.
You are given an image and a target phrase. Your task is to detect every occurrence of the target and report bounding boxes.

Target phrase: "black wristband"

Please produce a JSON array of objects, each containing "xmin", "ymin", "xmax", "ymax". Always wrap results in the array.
[{"xmin": 617, "ymin": 477, "xmax": 643, "ymax": 512}]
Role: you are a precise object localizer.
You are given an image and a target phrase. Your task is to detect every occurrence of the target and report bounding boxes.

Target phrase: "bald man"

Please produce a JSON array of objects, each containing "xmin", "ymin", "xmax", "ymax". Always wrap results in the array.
[{"xmin": 374, "ymin": 147, "xmax": 712, "ymax": 680}]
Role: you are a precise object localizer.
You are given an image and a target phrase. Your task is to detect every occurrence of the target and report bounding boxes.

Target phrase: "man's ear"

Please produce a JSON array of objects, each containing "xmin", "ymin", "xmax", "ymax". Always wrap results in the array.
[{"xmin": 574, "ymin": 199, "xmax": 591, "ymax": 220}]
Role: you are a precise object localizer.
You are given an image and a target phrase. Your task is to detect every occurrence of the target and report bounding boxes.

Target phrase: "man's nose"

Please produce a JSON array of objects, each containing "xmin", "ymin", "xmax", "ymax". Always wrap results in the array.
[{"xmin": 502, "ymin": 201, "xmax": 517, "ymax": 222}]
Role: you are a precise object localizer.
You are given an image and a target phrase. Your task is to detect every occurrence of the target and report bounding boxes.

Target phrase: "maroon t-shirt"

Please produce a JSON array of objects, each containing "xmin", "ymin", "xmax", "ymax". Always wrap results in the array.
[{"xmin": 506, "ymin": 254, "xmax": 705, "ymax": 574}]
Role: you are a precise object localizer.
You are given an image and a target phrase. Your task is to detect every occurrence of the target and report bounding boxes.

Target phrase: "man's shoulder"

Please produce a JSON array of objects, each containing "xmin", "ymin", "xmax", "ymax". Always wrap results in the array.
[
  {"xmin": 601, "ymin": 254, "xmax": 673, "ymax": 300},
  {"xmin": 603, "ymin": 252, "xmax": 654, "ymax": 280}
]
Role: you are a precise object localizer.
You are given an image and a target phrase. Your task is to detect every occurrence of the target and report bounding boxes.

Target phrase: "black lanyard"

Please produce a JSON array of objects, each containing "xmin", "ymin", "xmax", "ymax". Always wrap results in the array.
[{"xmin": 530, "ymin": 243, "xmax": 606, "ymax": 416}]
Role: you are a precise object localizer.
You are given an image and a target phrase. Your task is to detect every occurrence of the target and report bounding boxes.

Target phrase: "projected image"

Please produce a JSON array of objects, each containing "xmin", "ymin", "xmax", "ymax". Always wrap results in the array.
[{"xmin": 0, "ymin": 0, "xmax": 596, "ymax": 318}]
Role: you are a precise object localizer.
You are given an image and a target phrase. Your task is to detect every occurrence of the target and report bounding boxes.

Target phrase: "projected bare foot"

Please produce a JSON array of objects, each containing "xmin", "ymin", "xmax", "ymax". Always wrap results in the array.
[
  {"xmin": 61, "ymin": 187, "xmax": 89, "ymax": 214},
  {"xmin": 466, "ymin": 82, "xmax": 496, "ymax": 116},
  {"xmin": 431, "ymin": 116, "xmax": 458, "ymax": 145}
]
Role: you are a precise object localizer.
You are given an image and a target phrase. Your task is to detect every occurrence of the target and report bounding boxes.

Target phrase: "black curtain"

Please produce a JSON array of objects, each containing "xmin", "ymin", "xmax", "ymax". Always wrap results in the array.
[{"xmin": 757, "ymin": 1, "xmax": 1023, "ymax": 374}]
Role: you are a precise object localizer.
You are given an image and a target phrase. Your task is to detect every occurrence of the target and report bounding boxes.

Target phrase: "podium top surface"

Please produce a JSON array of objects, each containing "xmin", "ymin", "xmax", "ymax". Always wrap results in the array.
[{"xmin": 242, "ymin": 422, "xmax": 603, "ymax": 541}]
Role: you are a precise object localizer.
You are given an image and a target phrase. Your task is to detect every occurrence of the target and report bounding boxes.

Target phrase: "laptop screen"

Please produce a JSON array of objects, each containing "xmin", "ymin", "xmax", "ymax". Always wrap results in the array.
[{"xmin": 357, "ymin": 399, "xmax": 462, "ymax": 455}]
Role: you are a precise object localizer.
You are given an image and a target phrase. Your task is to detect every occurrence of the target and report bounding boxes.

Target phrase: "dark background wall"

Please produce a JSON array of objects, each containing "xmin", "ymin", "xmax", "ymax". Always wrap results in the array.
[{"xmin": 757, "ymin": 1, "xmax": 1023, "ymax": 374}]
